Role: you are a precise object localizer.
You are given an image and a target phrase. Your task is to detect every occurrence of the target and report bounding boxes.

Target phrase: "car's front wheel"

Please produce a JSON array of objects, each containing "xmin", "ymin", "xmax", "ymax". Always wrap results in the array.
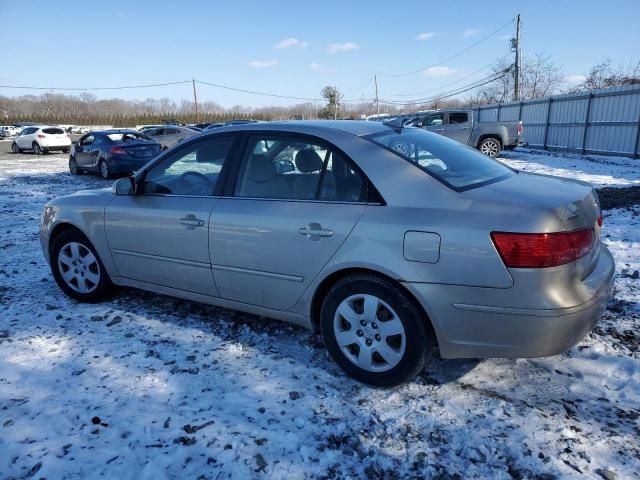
[
  {"xmin": 69, "ymin": 157, "xmax": 82, "ymax": 175},
  {"xmin": 50, "ymin": 229, "xmax": 113, "ymax": 302},
  {"xmin": 320, "ymin": 274, "xmax": 434, "ymax": 387}
]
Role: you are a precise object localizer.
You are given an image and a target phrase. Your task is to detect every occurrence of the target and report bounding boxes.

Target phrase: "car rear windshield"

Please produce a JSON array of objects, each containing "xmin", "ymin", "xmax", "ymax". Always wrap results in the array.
[
  {"xmin": 42, "ymin": 128, "xmax": 65, "ymax": 135},
  {"xmin": 107, "ymin": 132, "xmax": 145, "ymax": 142},
  {"xmin": 365, "ymin": 127, "xmax": 514, "ymax": 191}
]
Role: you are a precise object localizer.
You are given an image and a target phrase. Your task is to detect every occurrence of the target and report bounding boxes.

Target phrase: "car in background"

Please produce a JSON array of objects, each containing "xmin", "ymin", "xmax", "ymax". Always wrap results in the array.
[
  {"xmin": 12, "ymin": 126, "xmax": 71, "ymax": 154},
  {"xmin": 203, "ymin": 123, "xmax": 226, "ymax": 131},
  {"xmin": 406, "ymin": 109, "xmax": 523, "ymax": 157},
  {"xmin": 143, "ymin": 126, "xmax": 199, "ymax": 150},
  {"xmin": 69, "ymin": 129, "xmax": 161, "ymax": 179},
  {"xmin": 0, "ymin": 125, "xmax": 20, "ymax": 137},
  {"xmin": 40, "ymin": 120, "xmax": 613, "ymax": 386},
  {"xmin": 138, "ymin": 125, "xmax": 162, "ymax": 134},
  {"xmin": 189, "ymin": 122, "xmax": 217, "ymax": 130}
]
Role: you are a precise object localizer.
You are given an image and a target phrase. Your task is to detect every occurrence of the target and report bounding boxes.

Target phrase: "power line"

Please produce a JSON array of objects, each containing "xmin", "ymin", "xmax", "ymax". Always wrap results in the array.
[
  {"xmin": 196, "ymin": 79, "xmax": 374, "ymax": 103},
  {"xmin": 381, "ymin": 55, "xmax": 510, "ymax": 98},
  {"xmin": 0, "ymin": 80, "xmax": 192, "ymax": 91},
  {"xmin": 377, "ymin": 17, "xmax": 515, "ymax": 77},
  {"xmin": 379, "ymin": 70, "xmax": 510, "ymax": 105}
]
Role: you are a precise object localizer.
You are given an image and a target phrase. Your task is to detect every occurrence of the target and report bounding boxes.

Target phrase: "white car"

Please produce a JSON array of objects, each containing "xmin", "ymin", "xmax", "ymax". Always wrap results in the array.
[
  {"xmin": 0, "ymin": 125, "xmax": 19, "ymax": 137},
  {"xmin": 11, "ymin": 126, "xmax": 72, "ymax": 154}
]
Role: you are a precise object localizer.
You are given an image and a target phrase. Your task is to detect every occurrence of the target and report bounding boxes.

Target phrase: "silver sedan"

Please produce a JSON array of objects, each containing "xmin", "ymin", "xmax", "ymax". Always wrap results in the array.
[{"xmin": 39, "ymin": 121, "xmax": 615, "ymax": 386}]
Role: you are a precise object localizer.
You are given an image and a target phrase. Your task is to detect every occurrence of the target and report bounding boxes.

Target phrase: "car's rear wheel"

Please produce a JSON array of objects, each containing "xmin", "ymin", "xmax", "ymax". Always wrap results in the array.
[
  {"xmin": 11, "ymin": 142, "xmax": 21, "ymax": 153},
  {"xmin": 99, "ymin": 160, "xmax": 110, "ymax": 179},
  {"xmin": 62, "ymin": 147, "xmax": 70, "ymax": 154},
  {"xmin": 478, "ymin": 137, "xmax": 501, "ymax": 157},
  {"xmin": 320, "ymin": 274, "xmax": 433, "ymax": 387},
  {"xmin": 33, "ymin": 142, "xmax": 43, "ymax": 155},
  {"xmin": 69, "ymin": 157, "xmax": 82, "ymax": 175},
  {"xmin": 50, "ymin": 229, "xmax": 114, "ymax": 303}
]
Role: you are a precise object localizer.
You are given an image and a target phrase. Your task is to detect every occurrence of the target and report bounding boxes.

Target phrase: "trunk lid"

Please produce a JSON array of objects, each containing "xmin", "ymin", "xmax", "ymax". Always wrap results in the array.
[
  {"xmin": 464, "ymin": 171, "xmax": 602, "ymax": 276},
  {"xmin": 118, "ymin": 140, "xmax": 161, "ymax": 159}
]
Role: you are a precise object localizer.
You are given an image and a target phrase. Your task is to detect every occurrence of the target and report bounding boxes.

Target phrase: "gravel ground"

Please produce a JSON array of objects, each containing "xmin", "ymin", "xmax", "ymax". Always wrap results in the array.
[{"xmin": 1, "ymin": 149, "xmax": 639, "ymax": 479}]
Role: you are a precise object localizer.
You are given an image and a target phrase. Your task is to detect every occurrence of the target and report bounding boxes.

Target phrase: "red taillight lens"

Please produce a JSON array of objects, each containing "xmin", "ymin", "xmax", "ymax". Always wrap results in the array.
[
  {"xmin": 597, "ymin": 215, "xmax": 603, "ymax": 227},
  {"xmin": 37, "ymin": 134, "xmax": 46, "ymax": 138},
  {"xmin": 517, "ymin": 121, "xmax": 524, "ymax": 136},
  {"xmin": 111, "ymin": 147, "xmax": 127, "ymax": 155},
  {"xmin": 491, "ymin": 228, "xmax": 594, "ymax": 268}
]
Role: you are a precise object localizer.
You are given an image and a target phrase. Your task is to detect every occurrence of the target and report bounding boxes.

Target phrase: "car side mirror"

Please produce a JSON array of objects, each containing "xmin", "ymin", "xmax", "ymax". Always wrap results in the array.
[{"xmin": 112, "ymin": 176, "xmax": 135, "ymax": 196}]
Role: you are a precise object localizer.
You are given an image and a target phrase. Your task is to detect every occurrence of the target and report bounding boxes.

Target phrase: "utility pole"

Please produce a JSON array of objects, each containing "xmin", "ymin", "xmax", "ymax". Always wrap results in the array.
[
  {"xmin": 192, "ymin": 79, "xmax": 199, "ymax": 123},
  {"xmin": 513, "ymin": 14, "xmax": 521, "ymax": 101},
  {"xmin": 374, "ymin": 75, "xmax": 380, "ymax": 115}
]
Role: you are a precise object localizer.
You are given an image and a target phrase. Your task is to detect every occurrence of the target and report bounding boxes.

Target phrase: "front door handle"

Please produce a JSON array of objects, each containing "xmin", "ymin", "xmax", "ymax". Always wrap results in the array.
[
  {"xmin": 299, "ymin": 222, "xmax": 333, "ymax": 240},
  {"xmin": 180, "ymin": 214, "xmax": 205, "ymax": 229}
]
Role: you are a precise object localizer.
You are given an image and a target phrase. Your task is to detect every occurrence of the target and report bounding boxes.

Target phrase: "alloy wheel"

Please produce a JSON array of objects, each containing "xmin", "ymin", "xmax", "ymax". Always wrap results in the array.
[
  {"xmin": 333, "ymin": 294, "xmax": 406, "ymax": 372},
  {"xmin": 480, "ymin": 139, "xmax": 500, "ymax": 157},
  {"xmin": 100, "ymin": 161, "xmax": 109, "ymax": 179},
  {"xmin": 57, "ymin": 242, "xmax": 101, "ymax": 293}
]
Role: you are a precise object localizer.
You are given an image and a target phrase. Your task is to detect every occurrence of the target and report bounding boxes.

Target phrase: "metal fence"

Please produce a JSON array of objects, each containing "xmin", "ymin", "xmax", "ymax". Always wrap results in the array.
[{"xmin": 475, "ymin": 84, "xmax": 640, "ymax": 158}]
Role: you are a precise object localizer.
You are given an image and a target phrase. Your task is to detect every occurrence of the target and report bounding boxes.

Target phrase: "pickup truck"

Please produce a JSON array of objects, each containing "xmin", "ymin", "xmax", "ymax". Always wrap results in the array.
[{"xmin": 407, "ymin": 109, "xmax": 522, "ymax": 157}]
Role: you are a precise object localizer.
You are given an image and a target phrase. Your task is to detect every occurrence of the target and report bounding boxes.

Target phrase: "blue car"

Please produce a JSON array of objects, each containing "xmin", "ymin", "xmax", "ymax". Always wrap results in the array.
[{"xmin": 69, "ymin": 130, "xmax": 161, "ymax": 179}]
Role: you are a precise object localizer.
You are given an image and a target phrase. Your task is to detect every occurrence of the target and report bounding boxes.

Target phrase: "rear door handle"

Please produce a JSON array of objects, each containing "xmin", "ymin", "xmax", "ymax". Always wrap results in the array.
[
  {"xmin": 299, "ymin": 223, "xmax": 333, "ymax": 239},
  {"xmin": 180, "ymin": 214, "xmax": 205, "ymax": 229}
]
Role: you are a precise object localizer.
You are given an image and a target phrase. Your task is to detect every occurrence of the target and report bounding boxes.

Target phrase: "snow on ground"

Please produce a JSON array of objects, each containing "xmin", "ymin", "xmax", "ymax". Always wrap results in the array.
[
  {"xmin": 1, "ymin": 151, "xmax": 639, "ymax": 479},
  {"xmin": 499, "ymin": 148, "xmax": 640, "ymax": 188}
]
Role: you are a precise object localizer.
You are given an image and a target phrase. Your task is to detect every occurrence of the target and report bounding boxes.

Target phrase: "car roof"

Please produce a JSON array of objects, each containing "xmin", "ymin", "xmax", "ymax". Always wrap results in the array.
[
  {"xmin": 212, "ymin": 120, "xmax": 392, "ymax": 137},
  {"xmin": 93, "ymin": 129, "xmax": 140, "ymax": 135}
]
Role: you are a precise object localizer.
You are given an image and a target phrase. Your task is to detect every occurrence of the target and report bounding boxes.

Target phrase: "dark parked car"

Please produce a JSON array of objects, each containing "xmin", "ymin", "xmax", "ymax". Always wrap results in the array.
[{"xmin": 69, "ymin": 130, "xmax": 161, "ymax": 179}]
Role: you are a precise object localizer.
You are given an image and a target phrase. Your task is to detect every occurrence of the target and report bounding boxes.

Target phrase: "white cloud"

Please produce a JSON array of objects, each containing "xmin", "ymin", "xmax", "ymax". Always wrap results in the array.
[
  {"xmin": 423, "ymin": 66, "xmax": 456, "ymax": 77},
  {"xmin": 247, "ymin": 60, "xmax": 279, "ymax": 68},
  {"xmin": 328, "ymin": 41, "xmax": 359, "ymax": 53},
  {"xmin": 309, "ymin": 62, "xmax": 335, "ymax": 73},
  {"xmin": 416, "ymin": 32, "xmax": 436, "ymax": 41},
  {"xmin": 463, "ymin": 28, "xmax": 480, "ymax": 37},
  {"xmin": 275, "ymin": 37, "xmax": 308, "ymax": 49},
  {"xmin": 565, "ymin": 75, "xmax": 587, "ymax": 84}
]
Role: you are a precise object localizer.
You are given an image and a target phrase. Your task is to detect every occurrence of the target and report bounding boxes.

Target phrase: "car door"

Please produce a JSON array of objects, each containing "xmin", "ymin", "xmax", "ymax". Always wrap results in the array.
[
  {"xmin": 442, "ymin": 111, "xmax": 473, "ymax": 145},
  {"xmin": 74, "ymin": 134, "xmax": 96, "ymax": 168},
  {"xmin": 104, "ymin": 134, "xmax": 237, "ymax": 296},
  {"xmin": 211, "ymin": 133, "xmax": 367, "ymax": 310},
  {"xmin": 17, "ymin": 127, "xmax": 35, "ymax": 148}
]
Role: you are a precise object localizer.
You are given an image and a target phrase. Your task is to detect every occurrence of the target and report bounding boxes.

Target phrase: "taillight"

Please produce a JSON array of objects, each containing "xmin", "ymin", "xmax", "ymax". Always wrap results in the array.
[
  {"xmin": 37, "ymin": 134, "xmax": 46, "ymax": 138},
  {"xmin": 111, "ymin": 147, "xmax": 127, "ymax": 155},
  {"xmin": 597, "ymin": 215, "xmax": 603, "ymax": 227},
  {"xmin": 491, "ymin": 228, "xmax": 594, "ymax": 268},
  {"xmin": 517, "ymin": 121, "xmax": 524, "ymax": 136}
]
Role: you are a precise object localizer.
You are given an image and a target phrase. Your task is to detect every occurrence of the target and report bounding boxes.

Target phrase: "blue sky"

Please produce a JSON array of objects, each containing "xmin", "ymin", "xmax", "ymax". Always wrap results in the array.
[{"xmin": 1, "ymin": 0, "xmax": 639, "ymax": 107}]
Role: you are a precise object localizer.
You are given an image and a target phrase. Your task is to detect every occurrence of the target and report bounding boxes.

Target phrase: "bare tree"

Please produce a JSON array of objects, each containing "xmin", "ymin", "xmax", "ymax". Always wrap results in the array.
[
  {"xmin": 472, "ymin": 53, "xmax": 564, "ymax": 104},
  {"xmin": 569, "ymin": 59, "xmax": 640, "ymax": 92}
]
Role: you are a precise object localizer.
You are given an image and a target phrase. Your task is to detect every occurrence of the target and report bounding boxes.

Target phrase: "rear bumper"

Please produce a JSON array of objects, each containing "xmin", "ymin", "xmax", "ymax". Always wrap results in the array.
[
  {"xmin": 107, "ymin": 157, "xmax": 152, "ymax": 174},
  {"xmin": 403, "ymin": 245, "xmax": 615, "ymax": 358},
  {"xmin": 41, "ymin": 143, "xmax": 71, "ymax": 151}
]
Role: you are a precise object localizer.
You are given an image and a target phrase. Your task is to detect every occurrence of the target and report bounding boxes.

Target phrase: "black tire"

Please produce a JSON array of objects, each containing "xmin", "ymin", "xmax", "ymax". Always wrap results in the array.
[
  {"xmin": 320, "ymin": 274, "xmax": 434, "ymax": 387},
  {"xmin": 50, "ymin": 229, "xmax": 114, "ymax": 303},
  {"xmin": 33, "ymin": 142, "xmax": 43, "ymax": 155},
  {"xmin": 69, "ymin": 156, "xmax": 82, "ymax": 175},
  {"xmin": 478, "ymin": 137, "xmax": 502, "ymax": 157},
  {"xmin": 62, "ymin": 147, "xmax": 70, "ymax": 154},
  {"xmin": 99, "ymin": 159, "xmax": 110, "ymax": 179},
  {"xmin": 11, "ymin": 142, "xmax": 21, "ymax": 154}
]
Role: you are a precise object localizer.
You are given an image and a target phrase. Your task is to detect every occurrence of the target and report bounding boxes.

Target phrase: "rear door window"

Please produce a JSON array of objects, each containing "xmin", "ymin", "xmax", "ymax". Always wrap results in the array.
[
  {"xmin": 234, "ymin": 135, "xmax": 367, "ymax": 202},
  {"xmin": 448, "ymin": 113, "xmax": 468, "ymax": 124}
]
